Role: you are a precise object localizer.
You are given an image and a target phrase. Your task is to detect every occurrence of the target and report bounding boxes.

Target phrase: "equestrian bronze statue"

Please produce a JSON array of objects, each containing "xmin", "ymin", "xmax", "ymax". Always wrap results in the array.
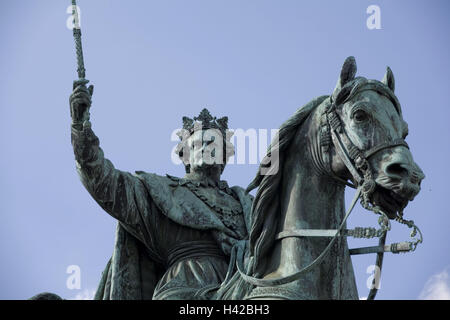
[
  {"xmin": 68, "ymin": 53, "xmax": 424, "ymax": 299},
  {"xmin": 31, "ymin": 1, "xmax": 425, "ymax": 300}
]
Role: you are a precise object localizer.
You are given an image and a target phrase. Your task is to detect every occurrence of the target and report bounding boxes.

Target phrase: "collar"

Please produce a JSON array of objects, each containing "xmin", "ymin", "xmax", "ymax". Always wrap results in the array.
[{"xmin": 166, "ymin": 174, "xmax": 232, "ymax": 193}]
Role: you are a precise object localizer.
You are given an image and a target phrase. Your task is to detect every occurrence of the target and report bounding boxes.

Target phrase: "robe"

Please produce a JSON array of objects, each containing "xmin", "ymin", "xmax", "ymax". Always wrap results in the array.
[{"xmin": 71, "ymin": 122, "xmax": 253, "ymax": 300}]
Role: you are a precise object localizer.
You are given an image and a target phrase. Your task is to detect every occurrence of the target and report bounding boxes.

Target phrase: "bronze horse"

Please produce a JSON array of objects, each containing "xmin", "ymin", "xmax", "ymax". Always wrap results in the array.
[{"xmin": 216, "ymin": 56, "xmax": 425, "ymax": 300}]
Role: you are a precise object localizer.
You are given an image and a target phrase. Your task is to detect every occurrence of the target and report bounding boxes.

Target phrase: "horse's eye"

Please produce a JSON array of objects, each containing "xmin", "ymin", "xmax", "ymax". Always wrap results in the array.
[{"xmin": 353, "ymin": 109, "xmax": 368, "ymax": 122}]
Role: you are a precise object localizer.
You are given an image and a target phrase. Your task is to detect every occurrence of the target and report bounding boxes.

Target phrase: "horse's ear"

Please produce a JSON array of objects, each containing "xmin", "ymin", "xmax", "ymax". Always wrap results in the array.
[
  {"xmin": 333, "ymin": 56, "xmax": 357, "ymax": 99},
  {"xmin": 382, "ymin": 66, "xmax": 395, "ymax": 92}
]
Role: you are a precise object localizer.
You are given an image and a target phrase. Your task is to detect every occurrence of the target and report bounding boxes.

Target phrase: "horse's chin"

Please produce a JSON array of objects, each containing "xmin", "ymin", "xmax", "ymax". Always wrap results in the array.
[{"xmin": 370, "ymin": 185, "xmax": 409, "ymax": 219}]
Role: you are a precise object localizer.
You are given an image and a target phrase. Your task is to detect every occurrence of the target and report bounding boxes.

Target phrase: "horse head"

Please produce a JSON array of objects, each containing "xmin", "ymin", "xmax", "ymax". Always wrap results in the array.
[{"xmin": 328, "ymin": 56, "xmax": 425, "ymax": 219}]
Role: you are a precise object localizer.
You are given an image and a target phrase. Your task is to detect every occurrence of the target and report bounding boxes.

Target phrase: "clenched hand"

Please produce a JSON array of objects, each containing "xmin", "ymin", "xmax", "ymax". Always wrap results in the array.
[{"xmin": 70, "ymin": 79, "xmax": 94, "ymax": 125}]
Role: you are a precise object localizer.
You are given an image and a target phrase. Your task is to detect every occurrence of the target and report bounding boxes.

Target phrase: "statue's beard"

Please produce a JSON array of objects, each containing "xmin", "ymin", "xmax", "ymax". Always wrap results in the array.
[
  {"xmin": 189, "ymin": 162, "xmax": 225, "ymax": 177},
  {"xmin": 190, "ymin": 162, "xmax": 223, "ymax": 174}
]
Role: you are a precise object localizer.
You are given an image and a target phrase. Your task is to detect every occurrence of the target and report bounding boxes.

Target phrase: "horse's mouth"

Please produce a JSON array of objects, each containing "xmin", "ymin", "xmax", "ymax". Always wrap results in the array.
[{"xmin": 370, "ymin": 185, "xmax": 409, "ymax": 219}]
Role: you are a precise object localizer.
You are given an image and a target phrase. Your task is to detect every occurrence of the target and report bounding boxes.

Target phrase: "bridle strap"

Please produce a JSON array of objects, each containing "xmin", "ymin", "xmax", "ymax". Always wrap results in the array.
[
  {"xmin": 319, "ymin": 111, "xmax": 357, "ymax": 189},
  {"xmin": 364, "ymin": 139, "xmax": 409, "ymax": 159},
  {"xmin": 329, "ymin": 124, "xmax": 364, "ymax": 185}
]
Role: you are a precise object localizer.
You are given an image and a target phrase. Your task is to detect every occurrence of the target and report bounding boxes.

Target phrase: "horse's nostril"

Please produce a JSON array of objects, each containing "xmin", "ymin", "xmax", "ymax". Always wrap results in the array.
[{"xmin": 385, "ymin": 163, "xmax": 409, "ymax": 179}]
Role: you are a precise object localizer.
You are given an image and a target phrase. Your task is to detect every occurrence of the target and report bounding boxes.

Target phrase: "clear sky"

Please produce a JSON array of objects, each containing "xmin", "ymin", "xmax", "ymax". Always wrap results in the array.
[{"xmin": 1, "ymin": 0, "xmax": 449, "ymax": 300}]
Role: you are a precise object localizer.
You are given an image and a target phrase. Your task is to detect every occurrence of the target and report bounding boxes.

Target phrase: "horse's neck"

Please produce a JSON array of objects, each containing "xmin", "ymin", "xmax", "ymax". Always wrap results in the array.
[
  {"xmin": 280, "ymin": 108, "xmax": 346, "ymax": 231},
  {"xmin": 279, "ymin": 159, "xmax": 346, "ymax": 233},
  {"xmin": 260, "ymin": 104, "xmax": 359, "ymax": 299},
  {"xmin": 268, "ymin": 112, "xmax": 347, "ymax": 276}
]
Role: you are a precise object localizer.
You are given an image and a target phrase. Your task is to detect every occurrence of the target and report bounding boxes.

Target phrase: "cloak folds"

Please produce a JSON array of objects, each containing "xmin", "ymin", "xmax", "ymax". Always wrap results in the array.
[{"xmin": 94, "ymin": 172, "xmax": 253, "ymax": 300}]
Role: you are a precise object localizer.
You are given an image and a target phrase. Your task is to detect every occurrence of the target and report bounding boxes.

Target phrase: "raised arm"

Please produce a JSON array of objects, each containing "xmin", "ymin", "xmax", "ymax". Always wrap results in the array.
[{"xmin": 69, "ymin": 80, "xmax": 151, "ymax": 242}]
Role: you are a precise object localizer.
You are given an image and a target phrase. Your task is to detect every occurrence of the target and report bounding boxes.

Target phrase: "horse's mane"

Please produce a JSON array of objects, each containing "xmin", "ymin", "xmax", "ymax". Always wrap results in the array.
[{"xmin": 245, "ymin": 95, "xmax": 328, "ymax": 272}]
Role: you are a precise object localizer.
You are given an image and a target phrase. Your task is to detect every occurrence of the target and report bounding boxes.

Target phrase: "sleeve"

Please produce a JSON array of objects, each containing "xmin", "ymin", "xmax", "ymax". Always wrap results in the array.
[{"xmin": 71, "ymin": 120, "xmax": 153, "ymax": 244}]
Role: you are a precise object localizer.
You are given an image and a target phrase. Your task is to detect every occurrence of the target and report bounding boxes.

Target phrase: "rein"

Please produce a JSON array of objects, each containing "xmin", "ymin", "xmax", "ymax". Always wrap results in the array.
[{"xmin": 235, "ymin": 97, "xmax": 422, "ymax": 299}]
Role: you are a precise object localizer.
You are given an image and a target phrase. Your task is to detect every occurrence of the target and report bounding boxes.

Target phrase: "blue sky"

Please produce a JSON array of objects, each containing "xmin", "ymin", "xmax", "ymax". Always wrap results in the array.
[{"xmin": 0, "ymin": 0, "xmax": 449, "ymax": 300}]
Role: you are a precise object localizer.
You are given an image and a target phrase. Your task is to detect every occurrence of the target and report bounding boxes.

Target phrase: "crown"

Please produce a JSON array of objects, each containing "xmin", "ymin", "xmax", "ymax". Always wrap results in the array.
[{"xmin": 182, "ymin": 108, "xmax": 229, "ymax": 134}]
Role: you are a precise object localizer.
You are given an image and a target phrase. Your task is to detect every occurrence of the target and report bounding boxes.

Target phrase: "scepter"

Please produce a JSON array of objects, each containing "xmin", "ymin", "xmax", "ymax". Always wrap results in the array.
[
  {"xmin": 70, "ymin": 0, "xmax": 92, "ymax": 126},
  {"xmin": 71, "ymin": 0, "xmax": 88, "ymax": 84}
]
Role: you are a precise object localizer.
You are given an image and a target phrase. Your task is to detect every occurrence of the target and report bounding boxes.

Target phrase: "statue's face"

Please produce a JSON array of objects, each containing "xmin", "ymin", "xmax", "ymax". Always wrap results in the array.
[{"xmin": 186, "ymin": 129, "xmax": 225, "ymax": 172}]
